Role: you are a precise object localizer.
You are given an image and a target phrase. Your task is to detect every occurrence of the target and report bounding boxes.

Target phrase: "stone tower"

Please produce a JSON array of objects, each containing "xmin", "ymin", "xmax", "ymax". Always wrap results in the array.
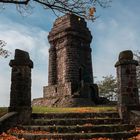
[
  {"xmin": 33, "ymin": 14, "xmax": 99, "ymax": 107},
  {"xmin": 47, "ymin": 14, "xmax": 93, "ymax": 87}
]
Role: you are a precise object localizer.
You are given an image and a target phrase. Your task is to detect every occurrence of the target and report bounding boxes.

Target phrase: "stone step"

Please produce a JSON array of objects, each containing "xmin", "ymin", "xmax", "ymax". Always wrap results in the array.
[
  {"xmin": 20, "ymin": 124, "xmax": 135, "ymax": 133},
  {"xmin": 31, "ymin": 118, "xmax": 122, "ymax": 126},
  {"xmin": 13, "ymin": 131, "xmax": 139, "ymax": 140},
  {"xmin": 32, "ymin": 112, "xmax": 119, "ymax": 119}
]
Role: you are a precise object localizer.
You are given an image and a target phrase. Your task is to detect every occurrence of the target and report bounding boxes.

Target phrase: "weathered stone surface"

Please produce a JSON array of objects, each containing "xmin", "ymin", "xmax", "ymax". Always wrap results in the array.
[
  {"xmin": 0, "ymin": 112, "xmax": 18, "ymax": 133},
  {"xmin": 47, "ymin": 14, "xmax": 93, "ymax": 86},
  {"xmin": 130, "ymin": 110, "xmax": 140, "ymax": 125},
  {"xmin": 33, "ymin": 14, "xmax": 99, "ymax": 107},
  {"xmin": 115, "ymin": 50, "xmax": 140, "ymax": 120},
  {"xmin": 34, "ymin": 14, "xmax": 98, "ymax": 106},
  {"xmin": 10, "ymin": 112, "xmax": 139, "ymax": 139},
  {"xmin": 32, "ymin": 96, "xmax": 95, "ymax": 107},
  {"xmin": 9, "ymin": 49, "xmax": 33, "ymax": 124},
  {"xmin": 119, "ymin": 50, "xmax": 133, "ymax": 61}
]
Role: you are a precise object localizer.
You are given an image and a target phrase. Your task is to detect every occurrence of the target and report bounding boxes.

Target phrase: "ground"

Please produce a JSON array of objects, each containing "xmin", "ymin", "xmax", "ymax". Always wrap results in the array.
[{"xmin": 0, "ymin": 106, "xmax": 140, "ymax": 140}]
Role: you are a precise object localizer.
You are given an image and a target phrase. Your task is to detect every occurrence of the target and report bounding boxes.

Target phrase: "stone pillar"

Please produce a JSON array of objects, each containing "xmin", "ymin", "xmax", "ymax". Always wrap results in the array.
[
  {"xmin": 48, "ymin": 46, "xmax": 57, "ymax": 85},
  {"xmin": 115, "ymin": 50, "xmax": 140, "ymax": 120},
  {"xmin": 9, "ymin": 49, "xmax": 33, "ymax": 124}
]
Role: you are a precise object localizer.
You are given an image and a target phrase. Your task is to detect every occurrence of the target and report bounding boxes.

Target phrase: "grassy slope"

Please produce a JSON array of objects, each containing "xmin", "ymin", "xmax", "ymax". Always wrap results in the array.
[
  {"xmin": 32, "ymin": 106, "xmax": 117, "ymax": 113},
  {"xmin": 0, "ymin": 107, "xmax": 8, "ymax": 117},
  {"xmin": 0, "ymin": 106, "xmax": 117, "ymax": 117}
]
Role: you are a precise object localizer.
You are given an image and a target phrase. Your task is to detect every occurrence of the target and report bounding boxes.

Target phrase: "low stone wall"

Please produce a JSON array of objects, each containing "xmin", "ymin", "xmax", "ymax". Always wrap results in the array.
[
  {"xmin": 0, "ymin": 112, "xmax": 18, "ymax": 133},
  {"xmin": 43, "ymin": 82, "xmax": 72, "ymax": 98},
  {"xmin": 130, "ymin": 110, "xmax": 140, "ymax": 126}
]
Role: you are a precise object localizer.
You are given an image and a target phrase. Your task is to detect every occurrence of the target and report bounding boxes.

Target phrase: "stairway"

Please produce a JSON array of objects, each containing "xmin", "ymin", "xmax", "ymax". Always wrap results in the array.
[{"xmin": 10, "ymin": 112, "xmax": 139, "ymax": 140}]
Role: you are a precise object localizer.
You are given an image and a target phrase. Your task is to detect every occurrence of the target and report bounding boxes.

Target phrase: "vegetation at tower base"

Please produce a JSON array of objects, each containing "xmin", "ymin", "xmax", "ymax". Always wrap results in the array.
[
  {"xmin": 32, "ymin": 106, "xmax": 117, "ymax": 113},
  {"xmin": 97, "ymin": 75, "xmax": 117, "ymax": 102}
]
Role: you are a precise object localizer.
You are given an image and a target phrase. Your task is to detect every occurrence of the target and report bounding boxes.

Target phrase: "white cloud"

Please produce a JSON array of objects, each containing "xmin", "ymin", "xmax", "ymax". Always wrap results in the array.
[
  {"xmin": 0, "ymin": 73, "xmax": 10, "ymax": 106},
  {"xmin": 32, "ymin": 71, "xmax": 48, "ymax": 99},
  {"xmin": 0, "ymin": 22, "xmax": 49, "ymax": 57},
  {"xmin": 90, "ymin": 3, "xmax": 140, "ymax": 82},
  {"xmin": 0, "ymin": 20, "xmax": 50, "ymax": 106},
  {"xmin": 1, "ymin": 0, "xmax": 140, "ymax": 106}
]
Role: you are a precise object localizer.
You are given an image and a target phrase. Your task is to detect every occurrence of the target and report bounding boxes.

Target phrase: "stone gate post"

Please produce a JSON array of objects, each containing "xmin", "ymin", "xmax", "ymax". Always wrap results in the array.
[
  {"xmin": 9, "ymin": 49, "xmax": 33, "ymax": 124},
  {"xmin": 115, "ymin": 50, "xmax": 140, "ymax": 120}
]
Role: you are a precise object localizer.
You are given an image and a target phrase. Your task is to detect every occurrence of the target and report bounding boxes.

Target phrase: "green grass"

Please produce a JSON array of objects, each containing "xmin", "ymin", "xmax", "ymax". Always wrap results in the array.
[
  {"xmin": 0, "ymin": 107, "xmax": 8, "ymax": 117},
  {"xmin": 0, "ymin": 106, "xmax": 117, "ymax": 116},
  {"xmin": 32, "ymin": 106, "xmax": 117, "ymax": 114}
]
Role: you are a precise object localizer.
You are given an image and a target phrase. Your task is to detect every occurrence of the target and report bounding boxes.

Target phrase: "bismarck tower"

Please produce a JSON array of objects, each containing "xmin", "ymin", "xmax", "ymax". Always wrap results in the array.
[{"xmin": 33, "ymin": 14, "xmax": 100, "ymax": 107}]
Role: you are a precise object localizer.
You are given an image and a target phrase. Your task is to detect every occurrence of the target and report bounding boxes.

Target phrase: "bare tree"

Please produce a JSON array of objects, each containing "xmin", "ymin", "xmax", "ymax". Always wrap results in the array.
[
  {"xmin": 0, "ymin": 40, "xmax": 10, "ymax": 58},
  {"xmin": 0, "ymin": 0, "xmax": 111, "ymax": 20},
  {"xmin": 0, "ymin": 0, "xmax": 111, "ymax": 58}
]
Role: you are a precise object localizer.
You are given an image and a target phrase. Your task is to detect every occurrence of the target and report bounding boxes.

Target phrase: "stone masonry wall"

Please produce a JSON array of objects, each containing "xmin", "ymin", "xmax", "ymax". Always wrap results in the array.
[
  {"xmin": 115, "ymin": 50, "xmax": 140, "ymax": 120},
  {"xmin": 44, "ymin": 14, "xmax": 94, "ymax": 99},
  {"xmin": 48, "ymin": 14, "xmax": 93, "ymax": 85},
  {"xmin": 48, "ymin": 47, "xmax": 57, "ymax": 85},
  {"xmin": 43, "ymin": 82, "xmax": 72, "ymax": 98},
  {"xmin": 9, "ymin": 49, "xmax": 33, "ymax": 124}
]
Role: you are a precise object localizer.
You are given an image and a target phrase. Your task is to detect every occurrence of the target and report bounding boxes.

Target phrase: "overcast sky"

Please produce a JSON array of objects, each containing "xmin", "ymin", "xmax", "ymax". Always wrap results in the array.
[{"xmin": 0, "ymin": 0, "xmax": 140, "ymax": 106}]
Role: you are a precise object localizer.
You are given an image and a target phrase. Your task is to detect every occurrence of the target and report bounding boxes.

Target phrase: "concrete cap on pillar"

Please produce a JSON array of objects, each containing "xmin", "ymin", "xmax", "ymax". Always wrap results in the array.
[
  {"xmin": 115, "ymin": 50, "xmax": 138, "ymax": 67},
  {"xmin": 15, "ymin": 49, "xmax": 30, "ymax": 60},
  {"xmin": 119, "ymin": 50, "xmax": 133, "ymax": 61},
  {"xmin": 9, "ymin": 49, "xmax": 33, "ymax": 68}
]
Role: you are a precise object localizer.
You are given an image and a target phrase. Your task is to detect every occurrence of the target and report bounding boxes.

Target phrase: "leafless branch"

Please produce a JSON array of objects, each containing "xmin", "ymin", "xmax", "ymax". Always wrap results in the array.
[
  {"xmin": 0, "ymin": 40, "xmax": 11, "ymax": 58},
  {"xmin": 0, "ymin": 0, "xmax": 30, "ymax": 5},
  {"xmin": 0, "ymin": 0, "xmax": 111, "ymax": 20}
]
